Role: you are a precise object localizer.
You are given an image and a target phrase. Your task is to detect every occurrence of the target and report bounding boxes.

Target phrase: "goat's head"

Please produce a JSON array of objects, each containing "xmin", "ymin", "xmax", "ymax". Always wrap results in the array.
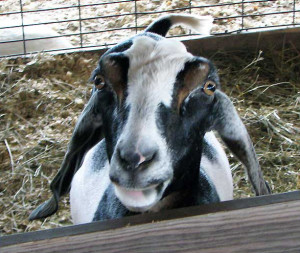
[
  {"xmin": 29, "ymin": 14, "xmax": 270, "ymax": 221},
  {"xmin": 89, "ymin": 36, "xmax": 224, "ymax": 211}
]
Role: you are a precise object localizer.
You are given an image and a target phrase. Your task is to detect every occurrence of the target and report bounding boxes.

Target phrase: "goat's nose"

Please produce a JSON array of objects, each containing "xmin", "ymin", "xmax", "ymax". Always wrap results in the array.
[{"xmin": 118, "ymin": 143, "xmax": 157, "ymax": 171}]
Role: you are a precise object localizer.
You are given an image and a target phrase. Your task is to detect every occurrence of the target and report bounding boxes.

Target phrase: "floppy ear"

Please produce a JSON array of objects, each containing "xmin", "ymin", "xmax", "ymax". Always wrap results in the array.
[
  {"xmin": 210, "ymin": 90, "xmax": 271, "ymax": 196},
  {"xmin": 29, "ymin": 91, "xmax": 104, "ymax": 220}
]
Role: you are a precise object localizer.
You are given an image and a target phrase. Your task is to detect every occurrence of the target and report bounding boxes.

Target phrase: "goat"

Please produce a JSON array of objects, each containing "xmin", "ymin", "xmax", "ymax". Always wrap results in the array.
[
  {"xmin": 29, "ymin": 14, "xmax": 271, "ymax": 224},
  {"xmin": 0, "ymin": 19, "xmax": 72, "ymax": 56}
]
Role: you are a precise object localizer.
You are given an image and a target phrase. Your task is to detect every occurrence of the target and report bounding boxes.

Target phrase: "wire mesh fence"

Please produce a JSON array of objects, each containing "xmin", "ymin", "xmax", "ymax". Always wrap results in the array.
[{"xmin": 0, "ymin": 0, "xmax": 299, "ymax": 57}]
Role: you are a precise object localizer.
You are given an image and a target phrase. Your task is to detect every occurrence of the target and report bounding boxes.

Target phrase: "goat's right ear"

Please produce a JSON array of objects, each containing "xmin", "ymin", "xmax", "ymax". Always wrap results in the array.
[
  {"xmin": 29, "ymin": 91, "xmax": 104, "ymax": 220},
  {"xmin": 210, "ymin": 90, "xmax": 271, "ymax": 196}
]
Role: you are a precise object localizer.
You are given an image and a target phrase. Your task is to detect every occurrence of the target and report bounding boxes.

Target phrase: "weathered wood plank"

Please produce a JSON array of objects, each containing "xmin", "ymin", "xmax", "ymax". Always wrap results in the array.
[
  {"xmin": 183, "ymin": 27, "xmax": 300, "ymax": 56},
  {"xmin": 1, "ymin": 191, "xmax": 299, "ymax": 247},
  {"xmin": 1, "ymin": 192, "xmax": 300, "ymax": 253},
  {"xmin": 45, "ymin": 27, "xmax": 300, "ymax": 59}
]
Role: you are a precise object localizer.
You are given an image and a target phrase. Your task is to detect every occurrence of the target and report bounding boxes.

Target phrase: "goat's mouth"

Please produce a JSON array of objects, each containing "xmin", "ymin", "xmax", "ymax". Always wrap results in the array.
[{"xmin": 113, "ymin": 181, "xmax": 169, "ymax": 212}]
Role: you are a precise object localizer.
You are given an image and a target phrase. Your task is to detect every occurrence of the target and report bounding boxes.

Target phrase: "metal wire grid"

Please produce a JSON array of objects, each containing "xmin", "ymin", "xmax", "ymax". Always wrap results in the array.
[{"xmin": 0, "ymin": 0, "xmax": 299, "ymax": 57}]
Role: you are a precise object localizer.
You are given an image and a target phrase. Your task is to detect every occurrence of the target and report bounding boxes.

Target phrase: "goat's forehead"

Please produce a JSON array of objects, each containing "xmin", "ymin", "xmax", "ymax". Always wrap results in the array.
[
  {"xmin": 124, "ymin": 36, "xmax": 191, "ymax": 69},
  {"xmin": 124, "ymin": 36, "xmax": 193, "ymax": 108}
]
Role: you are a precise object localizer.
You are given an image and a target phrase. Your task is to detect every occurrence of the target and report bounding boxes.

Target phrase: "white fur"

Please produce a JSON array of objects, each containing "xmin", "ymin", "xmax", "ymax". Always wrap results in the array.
[
  {"xmin": 125, "ymin": 36, "xmax": 192, "ymax": 107},
  {"xmin": 70, "ymin": 143, "xmax": 110, "ymax": 224},
  {"xmin": 201, "ymin": 131, "xmax": 233, "ymax": 201}
]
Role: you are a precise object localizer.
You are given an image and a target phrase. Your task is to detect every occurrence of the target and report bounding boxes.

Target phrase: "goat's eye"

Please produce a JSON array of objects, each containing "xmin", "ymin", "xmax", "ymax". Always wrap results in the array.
[
  {"xmin": 94, "ymin": 75, "xmax": 105, "ymax": 90},
  {"xmin": 202, "ymin": 81, "xmax": 216, "ymax": 96}
]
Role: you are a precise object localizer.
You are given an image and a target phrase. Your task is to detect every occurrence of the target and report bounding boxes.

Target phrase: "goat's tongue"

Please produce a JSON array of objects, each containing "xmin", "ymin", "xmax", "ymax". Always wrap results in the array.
[
  {"xmin": 124, "ymin": 189, "xmax": 144, "ymax": 199},
  {"xmin": 114, "ymin": 184, "xmax": 159, "ymax": 211},
  {"xmin": 119, "ymin": 187, "xmax": 145, "ymax": 201}
]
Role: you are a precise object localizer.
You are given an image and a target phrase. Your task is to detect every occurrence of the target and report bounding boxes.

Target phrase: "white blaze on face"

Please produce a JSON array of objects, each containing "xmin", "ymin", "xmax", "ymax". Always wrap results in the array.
[
  {"xmin": 120, "ymin": 36, "xmax": 193, "ymax": 144},
  {"xmin": 111, "ymin": 37, "xmax": 193, "ymax": 210},
  {"xmin": 125, "ymin": 36, "xmax": 192, "ymax": 108}
]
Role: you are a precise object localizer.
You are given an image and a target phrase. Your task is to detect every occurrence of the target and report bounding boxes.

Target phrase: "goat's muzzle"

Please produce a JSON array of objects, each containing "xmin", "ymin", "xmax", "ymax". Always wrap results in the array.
[
  {"xmin": 116, "ymin": 139, "xmax": 158, "ymax": 172},
  {"xmin": 109, "ymin": 139, "xmax": 173, "ymax": 211}
]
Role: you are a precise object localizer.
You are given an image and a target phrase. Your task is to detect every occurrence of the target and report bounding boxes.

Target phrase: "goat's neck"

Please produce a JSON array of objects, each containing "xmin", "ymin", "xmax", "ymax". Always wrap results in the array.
[{"xmin": 162, "ymin": 141, "xmax": 203, "ymax": 207}]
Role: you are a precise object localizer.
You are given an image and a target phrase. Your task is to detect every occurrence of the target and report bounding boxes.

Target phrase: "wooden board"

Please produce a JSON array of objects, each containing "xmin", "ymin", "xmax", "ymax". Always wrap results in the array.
[
  {"xmin": 90, "ymin": 27, "xmax": 300, "ymax": 57},
  {"xmin": 183, "ymin": 27, "xmax": 300, "ymax": 56},
  {"xmin": 1, "ymin": 191, "xmax": 300, "ymax": 253},
  {"xmin": 32, "ymin": 26, "xmax": 300, "ymax": 59}
]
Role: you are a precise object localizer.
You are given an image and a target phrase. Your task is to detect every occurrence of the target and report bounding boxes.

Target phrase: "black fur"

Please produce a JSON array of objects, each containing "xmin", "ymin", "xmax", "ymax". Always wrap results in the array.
[
  {"xmin": 93, "ymin": 185, "xmax": 135, "ymax": 221},
  {"xmin": 153, "ymin": 59, "xmax": 221, "ymax": 205},
  {"xmin": 145, "ymin": 18, "xmax": 172, "ymax": 37},
  {"xmin": 202, "ymin": 139, "xmax": 218, "ymax": 161}
]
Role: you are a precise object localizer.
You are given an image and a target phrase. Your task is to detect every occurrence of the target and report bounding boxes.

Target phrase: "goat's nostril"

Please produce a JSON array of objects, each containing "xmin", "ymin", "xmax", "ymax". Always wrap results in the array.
[
  {"xmin": 142, "ymin": 151, "xmax": 156, "ymax": 164},
  {"xmin": 109, "ymin": 174, "xmax": 120, "ymax": 185},
  {"xmin": 118, "ymin": 146, "xmax": 157, "ymax": 171},
  {"xmin": 119, "ymin": 149, "xmax": 140, "ymax": 169}
]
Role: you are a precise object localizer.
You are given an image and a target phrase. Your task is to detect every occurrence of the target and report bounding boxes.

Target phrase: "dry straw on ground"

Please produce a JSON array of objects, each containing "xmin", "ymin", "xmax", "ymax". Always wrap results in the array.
[{"xmin": 0, "ymin": 41, "xmax": 299, "ymax": 236}]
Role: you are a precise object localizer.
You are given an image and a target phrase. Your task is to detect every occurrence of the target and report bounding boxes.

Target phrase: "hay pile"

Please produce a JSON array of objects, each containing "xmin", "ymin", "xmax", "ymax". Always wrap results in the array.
[
  {"xmin": 0, "ymin": 45, "xmax": 299, "ymax": 235},
  {"xmin": 0, "ymin": 53, "xmax": 97, "ymax": 234}
]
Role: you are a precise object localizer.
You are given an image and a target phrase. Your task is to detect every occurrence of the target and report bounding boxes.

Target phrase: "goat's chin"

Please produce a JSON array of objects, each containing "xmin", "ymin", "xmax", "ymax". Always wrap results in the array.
[{"xmin": 113, "ymin": 181, "xmax": 169, "ymax": 212}]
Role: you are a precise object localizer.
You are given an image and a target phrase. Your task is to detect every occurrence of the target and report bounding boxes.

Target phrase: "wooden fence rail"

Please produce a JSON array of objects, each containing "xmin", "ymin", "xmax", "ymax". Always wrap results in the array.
[{"xmin": 1, "ymin": 191, "xmax": 300, "ymax": 253}]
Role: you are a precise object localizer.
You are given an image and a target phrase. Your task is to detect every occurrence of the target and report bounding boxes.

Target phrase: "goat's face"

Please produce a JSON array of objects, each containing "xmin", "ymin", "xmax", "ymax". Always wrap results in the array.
[
  {"xmin": 93, "ymin": 36, "xmax": 219, "ymax": 212},
  {"xmin": 28, "ymin": 15, "xmax": 270, "ymax": 222}
]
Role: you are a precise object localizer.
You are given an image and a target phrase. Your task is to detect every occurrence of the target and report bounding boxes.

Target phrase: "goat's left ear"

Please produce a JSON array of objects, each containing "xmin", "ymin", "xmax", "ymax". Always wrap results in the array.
[
  {"xmin": 210, "ymin": 90, "xmax": 271, "ymax": 196},
  {"xmin": 29, "ymin": 91, "xmax": 104, "ymax": 220}
]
